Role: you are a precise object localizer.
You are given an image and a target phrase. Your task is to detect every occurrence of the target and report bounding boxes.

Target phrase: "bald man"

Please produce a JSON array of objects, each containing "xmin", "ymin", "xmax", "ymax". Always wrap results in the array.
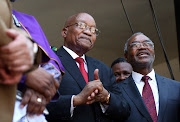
[{"xmin": 46, "ymin": 13, "xmax": 130, "ymax": 122}]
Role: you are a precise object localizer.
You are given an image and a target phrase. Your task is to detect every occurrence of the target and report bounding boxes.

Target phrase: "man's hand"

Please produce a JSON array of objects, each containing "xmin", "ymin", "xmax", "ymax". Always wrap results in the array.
[
  {"xmin": 20, "ymin": 88, "xmax": 46, "ymax": 115},
  {"xmin": 0, "ymin": 62, "xmax": 22, "ymax": 84},
  {"xmin": 86, "ymin": 69, "xmax": 109, "ymax": 104},
  {"xmin": 89, "ymin": 87, "xmax": 109, "ymax": 104},
  {"xmin": 0, "ymin": 29, "xmax": 35, "ymax": 84},
  {"xmin": 25, "ymin": 67, "xmax": 59, "ymax": 102},
  {"xmin": 0, "ymin": 29, "xmax": 34, "ymax": 73},
  {"xmin": 73, "ymin": 69, "xmax": 103, "ymax": 106}
]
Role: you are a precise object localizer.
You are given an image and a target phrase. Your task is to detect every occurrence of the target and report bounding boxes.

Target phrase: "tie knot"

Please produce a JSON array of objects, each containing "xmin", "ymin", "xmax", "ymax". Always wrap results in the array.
[
  {"xmin": 142, "ymin": 76, "xmax": 150, "ymax": 83},
  {"xmin": 75, "ymin": 57, "xmax": 84, "ymax": 64}
]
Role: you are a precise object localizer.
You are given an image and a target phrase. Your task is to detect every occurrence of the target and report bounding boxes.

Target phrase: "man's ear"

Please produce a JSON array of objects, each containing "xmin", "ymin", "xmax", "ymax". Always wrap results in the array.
[
  {"xmin": 61, "ymin": 28, "xmax": 68, "ymax": 38},
  {"xmin": 124, "ymin": 52, "xmax": 128, "ymax": 61}
]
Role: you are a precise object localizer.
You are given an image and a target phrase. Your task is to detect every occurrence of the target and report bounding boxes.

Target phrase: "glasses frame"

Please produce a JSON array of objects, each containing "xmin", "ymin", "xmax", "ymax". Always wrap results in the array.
[
  {"xmin": 129, "ymin": 41, "xmax": 154, "ymax": 49},
  {"xmin": 66, "ymin": 22, "xmax": 100, "ymax": 36}
]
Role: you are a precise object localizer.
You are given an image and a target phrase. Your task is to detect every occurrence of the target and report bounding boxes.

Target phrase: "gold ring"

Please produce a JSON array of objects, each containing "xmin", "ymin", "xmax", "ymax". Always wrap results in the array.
[{"xmin": 37, "ymin": 98, "xmax": 42, "ymax": 103}]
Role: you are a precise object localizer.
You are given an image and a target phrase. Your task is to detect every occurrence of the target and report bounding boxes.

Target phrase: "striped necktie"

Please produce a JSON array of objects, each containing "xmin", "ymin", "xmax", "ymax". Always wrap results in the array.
[{"xmin": 142, "ymin": 76, "xmax": 157, "ymax": 122}]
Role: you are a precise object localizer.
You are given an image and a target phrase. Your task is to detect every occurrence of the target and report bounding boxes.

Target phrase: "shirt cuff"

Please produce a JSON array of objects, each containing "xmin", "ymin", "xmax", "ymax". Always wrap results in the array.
[
  {"xmin": 70, "ymin": 95, "xmax": 76, "ymax": 117},
  {"xmin": 100, "ymin": 103, "xmax": 109, "ymax": 113}
]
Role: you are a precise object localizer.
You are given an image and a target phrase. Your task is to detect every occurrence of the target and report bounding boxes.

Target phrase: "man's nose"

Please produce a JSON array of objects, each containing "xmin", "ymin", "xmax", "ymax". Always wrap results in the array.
[
  {"xmin": 120, "ymin": 75, "xmax": 128, "ymax": 81},
  {"xmin": 83, "ymin": 27, "xmax": 92, "ymax": 36}
]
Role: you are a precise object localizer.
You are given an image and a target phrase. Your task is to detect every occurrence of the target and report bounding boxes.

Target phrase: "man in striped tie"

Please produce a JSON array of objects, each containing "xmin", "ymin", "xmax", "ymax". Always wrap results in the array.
[
  {"xmin": 46, "ymin": 13, "xmax": 130, "ymax": 122},
  {"xmin": 117, "ymin": 32, "xmax": 180, "ymax": 122}
]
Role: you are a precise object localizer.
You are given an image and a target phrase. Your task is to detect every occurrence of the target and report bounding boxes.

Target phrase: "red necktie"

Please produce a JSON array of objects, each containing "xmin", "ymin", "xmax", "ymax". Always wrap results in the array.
[
  {"xmin": 75, "ymin": 57, "xmax": 88, "ymax": 83},
  {"xmin": 142, "ymin": 76, "xmax": 157, "ymax": 122}
]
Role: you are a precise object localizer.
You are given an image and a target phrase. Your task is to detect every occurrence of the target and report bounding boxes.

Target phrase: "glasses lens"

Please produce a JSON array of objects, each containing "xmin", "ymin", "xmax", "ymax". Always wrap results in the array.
[
  {"xmin": 79, "ymin": 22, "xmax": 86, "ymax": 29},
  {"xmin": 130, "ymin": 43, "xmax": 138, "ymax": 48},
  {"xmin": 77, "ymin": 22, "xmax": 99, "ymax": 36},
  {"xmin": 95, "ymin": 29, "xmax": 99, "ymax": 36},
  {"xmin": 147, "ymin": 42, "xmax": 154, "ymax": 48},
  {"xmin": 90, "ymin": 27, "xmax": 96, "ymax": 34}
]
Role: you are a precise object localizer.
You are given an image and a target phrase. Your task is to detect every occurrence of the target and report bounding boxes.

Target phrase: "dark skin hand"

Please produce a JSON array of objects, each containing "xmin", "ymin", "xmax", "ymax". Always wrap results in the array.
[
  {"xmin": 0, "ymin": 60, "xmax": 22, "ymax": 84},
  {"xmin": 0, "ymin": 58, "xmax": 21, "ymax": 85},
  {"xmin": 25, "ymin": 67, "xmax": 59, "ymax": 102},
  {"xmin": 0, "ymin": 29, "xmax": 34, "ymax": 72},
  {"xmin": 87, "ymin": 87, "xmax": 109, "ymax": 104},
  {"xmin": 21, "ymin": 88, "xmax": 46, "ymax": 115},
  {"xmin": 86, "ymin": 69, "xmax": 109, "ymax": 105},
  {"xmin": 0, "ymin": 29, "xmax": 34, "ymax": 85},
  {"xmin": 73, "ymin": 69, "xmax": 103, "ymax": 106},
  {"xmin": 73, "ymin": 69, "xmax": 109, "ymax": 106}
]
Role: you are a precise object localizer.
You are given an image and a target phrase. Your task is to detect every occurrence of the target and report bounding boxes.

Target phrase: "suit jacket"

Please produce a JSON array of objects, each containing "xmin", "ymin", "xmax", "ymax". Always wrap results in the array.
[
  {"xmin": 46, "ymin": 47, "xmax": 130, "ymax": 122},
  {"xmin": 117, "ymin": 74, "xmax": 180, "ymax": 122}
]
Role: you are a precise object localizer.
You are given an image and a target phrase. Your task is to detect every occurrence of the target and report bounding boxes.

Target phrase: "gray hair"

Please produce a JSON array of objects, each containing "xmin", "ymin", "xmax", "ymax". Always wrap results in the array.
[{"xmin": 124, "ymin": 32, "xmax": 145, "ymax": 53}]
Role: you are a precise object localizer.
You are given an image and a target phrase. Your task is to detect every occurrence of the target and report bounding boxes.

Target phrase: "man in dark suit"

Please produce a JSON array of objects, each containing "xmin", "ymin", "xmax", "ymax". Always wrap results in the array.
[
  {"xmin": 46, "ymin": 13, "xmax": 130, "ymax": 122},
  {"xmin": 118, "ymin": 32, "xmax": 180, "ymax": 122}
]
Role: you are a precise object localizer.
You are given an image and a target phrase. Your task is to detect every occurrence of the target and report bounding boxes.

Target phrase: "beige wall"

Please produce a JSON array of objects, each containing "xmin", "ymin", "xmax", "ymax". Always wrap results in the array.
[
  {"xmin": 13, "ymin": 0, "xmax": 180, "ymax": 81},
  {"xmin": 154, "ymin": 58, "xmax": 180, "ymax": 81}
]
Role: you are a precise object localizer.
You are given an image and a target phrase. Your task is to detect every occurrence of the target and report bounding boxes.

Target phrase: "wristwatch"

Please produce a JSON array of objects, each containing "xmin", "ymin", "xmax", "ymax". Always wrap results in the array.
[
  {"xmin": 25, "ymin": 37, "xmax": 42, "ymax": 73},
  {"xmin": 106, "ymin": 93, "xmax": 110, "ymax": 104}
]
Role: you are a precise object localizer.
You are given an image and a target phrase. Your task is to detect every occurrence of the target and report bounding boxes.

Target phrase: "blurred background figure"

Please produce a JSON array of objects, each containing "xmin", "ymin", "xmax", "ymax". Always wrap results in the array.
[
  {"xmin": 111, "ymin": 57, "xmax": 132, "ymax": 83},
  {"xmin": 0, "ymin": 0, "xmax": 38, "ymax": 121},
  {"xmin": 8, "ymin": 0, "xmax": 65, "ymax": 122}
]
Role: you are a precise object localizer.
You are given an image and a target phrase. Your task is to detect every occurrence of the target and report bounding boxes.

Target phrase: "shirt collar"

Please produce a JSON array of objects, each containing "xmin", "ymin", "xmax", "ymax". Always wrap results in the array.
[
  {"xmin": 63, "ymin": 46, "xmax": 86, "ymax": 63},
  {"xmin": 147, "ymin": 69, "xmax": 156, "ymax": 82},
  {"xmin": 132, "ymin": 69, "xmax": 156, "ymax": 84}
]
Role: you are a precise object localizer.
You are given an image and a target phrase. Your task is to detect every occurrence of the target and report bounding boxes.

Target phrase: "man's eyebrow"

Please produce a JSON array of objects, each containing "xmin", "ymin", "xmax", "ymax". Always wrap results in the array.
[
  {"xmin": 131, "ymin": 40, "xmax": 152, "ymax": 43},
  {"xmin": 131, "ymin": 41, "xmax": 138, "ymax": 43},
  {"xmin": 144, "ymin": 40, "xmax": 152, "ymax": 42}
]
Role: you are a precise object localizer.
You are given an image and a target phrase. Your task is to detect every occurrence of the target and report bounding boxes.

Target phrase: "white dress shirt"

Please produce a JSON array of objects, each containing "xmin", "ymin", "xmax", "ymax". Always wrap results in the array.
[{"xmin": 132, "ymin": 69, "xmax": 159, "ymax": 115}]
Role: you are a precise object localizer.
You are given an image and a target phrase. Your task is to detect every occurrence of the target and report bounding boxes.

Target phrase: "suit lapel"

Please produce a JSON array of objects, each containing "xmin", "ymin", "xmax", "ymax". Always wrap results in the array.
[
  {"xmin": 86, "ymin": 56, "xmax": 96, "ymax": 82},
  {"xmin": 85, "ymin": 56, "xmax": 103, "ymax": 121},
  {"xmin": 57, "ymin": 47, "xmax": 86, "ymax": 90},
  {"xmin": 155, "ymin": 74, "xmax": 168, "ymax": 122},
  {"xmin": 121, "ymin": 76, "xmax": 153, "ymax": 122}
]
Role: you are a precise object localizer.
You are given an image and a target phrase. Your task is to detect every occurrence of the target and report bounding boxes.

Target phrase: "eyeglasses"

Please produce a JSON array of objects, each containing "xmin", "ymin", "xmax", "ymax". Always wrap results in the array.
[
  {"xmin": 129, "ymin": 41, "xmax": 154, "ymax": 49},
  {"xmin": 66, "ymin": 22, "xmax": 100, "ymax": 36}
]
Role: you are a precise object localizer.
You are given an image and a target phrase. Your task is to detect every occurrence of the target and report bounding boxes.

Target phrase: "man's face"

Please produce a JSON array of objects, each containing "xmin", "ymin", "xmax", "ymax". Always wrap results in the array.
[
  {"xmin": 125, "ymin": 34, "xmax": 155, "ymax": 69},
  {"xmin": 63, "ymin": 13, "xmax": 97, "ymax": 55},
  {"xmin": 112, "ymin": 62, "xmax": 132, "ymax": 83}
]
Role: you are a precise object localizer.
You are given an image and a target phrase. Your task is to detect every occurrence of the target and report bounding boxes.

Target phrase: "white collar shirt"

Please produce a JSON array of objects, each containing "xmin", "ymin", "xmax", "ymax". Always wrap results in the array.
[
  {"xmin": 63, "ymin": 46, "xmax": 88, "ymax": 72},
  {"xmin": 132, "ymin": 69, "xmax": 159, "ymax": 115}
]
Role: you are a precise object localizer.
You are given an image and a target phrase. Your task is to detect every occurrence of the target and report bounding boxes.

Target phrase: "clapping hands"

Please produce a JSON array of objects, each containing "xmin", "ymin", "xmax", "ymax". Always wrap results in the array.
[{"xmin": 73, "ymin": 69, "xmax": 109, "ymax": 107}]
